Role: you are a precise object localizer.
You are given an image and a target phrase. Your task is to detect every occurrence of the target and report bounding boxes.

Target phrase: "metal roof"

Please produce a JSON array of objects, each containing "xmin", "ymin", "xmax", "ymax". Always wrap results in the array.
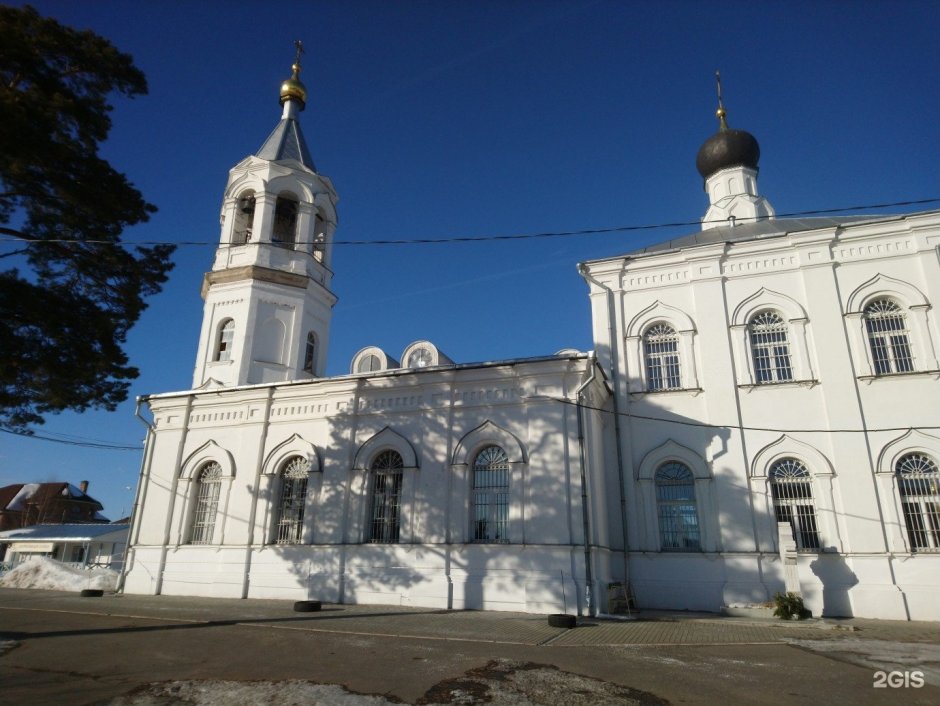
[
  {"xmin": 628, "ymin": 215, "xmax": 891, "ymax": 257},
  {"xmin": 256, "ymin": 118, "xmax": 315, "ymax": 170},
  {"xmin": 0, "ymin": 523, "xmax": 128, "ymax": 543}
]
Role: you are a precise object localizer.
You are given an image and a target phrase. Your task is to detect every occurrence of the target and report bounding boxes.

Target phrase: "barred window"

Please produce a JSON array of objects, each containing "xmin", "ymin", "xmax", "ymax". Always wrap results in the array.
[
  {"xmin": 748, "ymin": 310, "xmax": 793, "ymax": 383},
  {"xmin": 864, "ymin": 299, "xmax": 914, "ymax": 375},
  {"xmin": 472, "ymin": 446, "xmax": 510, "ymax": 542},
  {"xmin": 770, "ymin": 459, "xmax": 820, "ymax": 550},
  {"xmin": 368, "ymin": 450, "xmax": 403, "ymax": 543},
  {"xmin": 274, "ymin": 457, "xmax": 310, "ymax": 544},
  {"xmin": 644, "ymin": 323, "xmax": 681, "ymax": 391},
  {"xmin": 896, "ymin": 453, "xmax": 940, "ymax": 552},
  {"xmin": 215, "ymin": 319, "xmax": 234, "ymax": 362},
  {"xmin": 190, "ymin": 462, "xmax": 223, "ymax": 544},
  {"xmin": 655, "ymin": 462, "xmax": 700, "ymax": 550}
]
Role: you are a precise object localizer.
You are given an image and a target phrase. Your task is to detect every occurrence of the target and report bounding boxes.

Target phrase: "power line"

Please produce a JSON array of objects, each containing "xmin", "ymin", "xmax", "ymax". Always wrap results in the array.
[
  {"xmin": 542, "ymin": 396, "xmax": 940, "ymax": 435},
  {"xmin": 1, "ymin": 197, "xmax": 937, "ymax": 249},
  {"xmin": 4, "ymin": 391, "xmax": 935, "ymax": 452},
  {"xmin": 0, "ymin": 427, "xmax": 143, "ymax": 451}
]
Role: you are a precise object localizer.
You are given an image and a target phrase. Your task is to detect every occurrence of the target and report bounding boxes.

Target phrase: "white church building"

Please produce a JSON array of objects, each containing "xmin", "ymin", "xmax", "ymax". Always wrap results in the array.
[{"xmin": 122, "ymin": 57, "xmax": 940, "ymax": 621}]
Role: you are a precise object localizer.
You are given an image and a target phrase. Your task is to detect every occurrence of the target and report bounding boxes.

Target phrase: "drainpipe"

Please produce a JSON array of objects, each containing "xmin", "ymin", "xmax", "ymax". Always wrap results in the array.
[
  {"xmin": 577, "ymin": 264, "xmax": 631, "ymax": 592},
  {"xmin": 574, "ymin": 357, "xmax": 598, "ymax": 617},
  {"xmin": 118, "ymin": 396, "xmax": 157, "ymax": 593},
  {"xmin": 241, "ymin": 386, "xmax": 275, "ymax": 599}
]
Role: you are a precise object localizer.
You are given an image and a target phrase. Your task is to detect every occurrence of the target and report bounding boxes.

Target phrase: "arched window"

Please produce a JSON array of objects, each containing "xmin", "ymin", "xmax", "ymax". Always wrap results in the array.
[
  {"xmin": 272, "ymin": 193, "xmax": 299, "ymax": 245},
  {"xmin": 233, "ymin": 191, "xmax": 255, "ymax": 244},
  {"xmin": 357, "ymin": 354, "xmax": 381, "ymax": 374},
  {"xmin": 471, "ymin": 446, "xmax": 510, "ymax": 543},
  {"xmin": 190, "ymin": 462, "xmax": 223, "ymax": 544},
  {"xmin": 368, "ymin": 450, "xmax": 403, "ymax": 543},
  {"xmin": 643, "ymin": 323, "xmax": 681, "ymax": 391},
  {"xmin": 655, "ymin": 462, "xmax": 700, "ymax": 550},
  {"xmin": 896, "ymin": 453, "xmax": 940, "ymax": 552},
  {"xmin": 770, "ymin": 459, "xmax": 820, "ymax": 550},
  {"xmin": 274, "ymin": 457, "xmax": 310, "ymax": 545},
  {"xmin": 303, "ymin": 332, "xmax": 316, "ymax": 374},
  {"xmin": 312, "ymin": 214, "xmax": 326, "ymax": 262},
  {"xmin": 215, "ymin": 319, "xmax": 234, "ymax": 362},
  {"xmin": 864, "ymin": 299, "xmax": 914, "ymax": 375},
  {"xmin": 748, "ymin": 310, "xmax": 793, "ymax": 383}
]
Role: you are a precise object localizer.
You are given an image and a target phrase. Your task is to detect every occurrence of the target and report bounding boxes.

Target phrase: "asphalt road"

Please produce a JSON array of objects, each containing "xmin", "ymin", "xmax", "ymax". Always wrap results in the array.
[{"xmin": 1, "ymin": 589, "xmax": 938, "ymax": 705}]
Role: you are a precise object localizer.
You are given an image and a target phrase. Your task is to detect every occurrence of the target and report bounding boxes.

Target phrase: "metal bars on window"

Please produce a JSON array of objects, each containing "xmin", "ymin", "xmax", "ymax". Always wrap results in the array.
[
  {"xmin": 644, "ymin": 323, "xmax": 681, "ymax": 391},
  {"xmin": 748, "ymin": 310, "xmax": 793, "ymax": 383},
  {"xmin": 472, "ymin": 446, "xmax": 510, "ymax": 543},
  {"xmin": 896, "ymin": 453, "xmax": 940, "ymax": 552},
  {"xmin": 275, "ymin": 457, "xmax": 310, "ymax": 544},
  {"xmin": 655, "ymin": 462, "xmax": 700, "ymax": 551},
  {"xmin": 190, "ymin": 462, "xmax": 222, "ymax": 544},
  {"xmin": 864, "ymin": 299, "xmax": 914, "ymax": 375},
  {"xmin": 368, "ymin": 450, "xmax": 403, "ymax": 543},
  {"xmin": 770, "ymin": 459, "xmax": 820, "ymax": 550}
]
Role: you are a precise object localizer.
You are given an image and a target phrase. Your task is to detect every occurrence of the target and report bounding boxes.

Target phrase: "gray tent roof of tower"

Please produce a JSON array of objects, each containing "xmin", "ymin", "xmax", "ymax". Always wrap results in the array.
[
  {"xmin": 627, "ymin": 215, "xmax": 897, "ymax": 257},
  {"xmin": 256, "ymin": 118, "xmax": 315, "ymax": 171}
]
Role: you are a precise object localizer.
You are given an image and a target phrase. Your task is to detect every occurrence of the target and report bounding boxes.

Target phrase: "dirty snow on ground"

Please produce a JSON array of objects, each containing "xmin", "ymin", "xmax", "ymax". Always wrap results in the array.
[
  {"xmin": 0, "ymin": 556, "xmax": 118, "ymax": 592},
  {"xmin": 108, "ymin": 659, "xmax": 664, "ymax": 706},
  {"xmin": 786, "ymin": 638, "xmax": 940, "ymax": 687}
]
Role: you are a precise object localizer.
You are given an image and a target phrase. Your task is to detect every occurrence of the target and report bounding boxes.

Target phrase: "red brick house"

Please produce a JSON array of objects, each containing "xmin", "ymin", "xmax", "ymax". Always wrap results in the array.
[{"xmin": 0, "ymin": 482, "xmax": 108, "ymax": 531}]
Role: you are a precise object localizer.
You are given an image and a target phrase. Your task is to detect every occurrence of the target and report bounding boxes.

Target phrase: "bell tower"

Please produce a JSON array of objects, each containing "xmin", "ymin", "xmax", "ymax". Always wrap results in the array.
[{"xmin": 193, "ymin": 44, "xmax": 339, "ymax": 389}]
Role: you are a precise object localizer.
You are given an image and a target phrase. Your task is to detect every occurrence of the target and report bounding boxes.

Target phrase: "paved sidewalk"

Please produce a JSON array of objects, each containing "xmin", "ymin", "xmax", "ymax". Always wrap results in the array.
[
  {"xmin": 2, "ymin": 588, "xmax": 939, "ymax": 705},
  {"xmin": 3, "ymin": 588, "xmax": 937, "ymax": 647}
]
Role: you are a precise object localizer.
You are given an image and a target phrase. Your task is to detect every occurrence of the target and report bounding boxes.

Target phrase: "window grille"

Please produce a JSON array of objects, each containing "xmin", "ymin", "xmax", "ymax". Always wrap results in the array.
[
  {"xmin": 303, "ymin": 332, "xmax": 316, "ymax": 374},
  {"xmin": 748, "ymin": 310, "xmax": 793, "ymax": 383},
  {"xmin": 864, "ymin": 299, "xmax": 914, "ymax": 375},
  {"xmin": 896, "ymin": 453, "xmax": 940, "ymax": 552},
  {"xmin": 655, "ymin": 462, "xmax": 700, "ymax": 550},
  {"xmin": 472, "ymin": 446, "xmax": 510, "ymax": 542},
  {"xmin": 368, "ymin": 450, "xmax": 403, "ymax": 543},
  {"xmin": 216, "ymin": 320, "xmax": 234, "ymax": 362},
  {"xmin": 644, "ymin": 323, "xmax": 681, "ymax": 391},
  {"xmin": 190, "ymin": 462, "xmax": 223, "ymax": 544},
  {"xmin": 770, "ymin": 459, "xmax": 820, "ymax": 550},
  {"xmin": 275, "ymin": 457, "xmax": 310, "ymax": 544}
]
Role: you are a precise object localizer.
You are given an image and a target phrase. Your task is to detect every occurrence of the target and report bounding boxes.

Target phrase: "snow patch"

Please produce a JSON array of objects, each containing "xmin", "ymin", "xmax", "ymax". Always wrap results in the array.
[
  {"xmin": 109, "ymin": 682, "xmax": 398, "ymax": 706},
  {"xmin": 0, "ymin": 556, "xmax": 118, "ymax": 592},
  {"xmin": 6, "ymin": 483, "xmax": 40, "ymax": 511}
]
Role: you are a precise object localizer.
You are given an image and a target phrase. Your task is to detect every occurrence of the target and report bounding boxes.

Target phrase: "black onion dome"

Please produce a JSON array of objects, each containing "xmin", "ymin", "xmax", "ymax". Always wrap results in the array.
[{"xmin": 696, "ymin": 127, "xmax": 760, "ymax": 179}]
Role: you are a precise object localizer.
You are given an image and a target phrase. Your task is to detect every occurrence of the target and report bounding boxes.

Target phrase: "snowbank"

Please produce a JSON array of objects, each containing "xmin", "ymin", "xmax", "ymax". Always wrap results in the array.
[{"xmin": 0, "ymin": 556, "xmax": 119, "ymax": 592}]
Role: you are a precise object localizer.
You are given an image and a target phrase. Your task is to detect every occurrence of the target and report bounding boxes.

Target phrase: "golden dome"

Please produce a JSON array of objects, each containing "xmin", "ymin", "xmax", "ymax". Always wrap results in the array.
[{"xmin": 279, "ymin": 62, "xmax": 307, "ymax": 108}]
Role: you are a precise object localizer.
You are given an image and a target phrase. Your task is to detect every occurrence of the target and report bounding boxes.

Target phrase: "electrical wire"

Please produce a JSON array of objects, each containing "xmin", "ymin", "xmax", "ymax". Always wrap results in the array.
[
  {"xmin": 1, "ymin": 197, "xmax": 937, "ymax": 249},
  {"xmin": 5, "ymin": 389, "xmax": 936, "ymax": 451},
  {"xmin": 540, "ymin": 396, "xmax": 940, "ymax": 435},
  {"xmin": 0, "ymin": 427, "xmax": 143, "ymax": 451}
]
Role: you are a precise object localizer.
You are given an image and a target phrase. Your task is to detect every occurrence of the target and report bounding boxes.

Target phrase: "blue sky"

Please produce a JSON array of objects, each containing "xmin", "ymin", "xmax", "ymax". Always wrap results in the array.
[{"xmin": 2, "ymin": 0, "xmax": 938, "ymax": 519}]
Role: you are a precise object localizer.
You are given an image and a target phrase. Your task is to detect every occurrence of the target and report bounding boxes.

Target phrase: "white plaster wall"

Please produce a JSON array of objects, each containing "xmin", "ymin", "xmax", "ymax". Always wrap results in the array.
[
  {"xmin": 582, "ymin": 211, "xmax": 940, "ymax": 620},
  {"xmin": 125, "ymin": 356, "xmax": 614, "ymax": 615}
]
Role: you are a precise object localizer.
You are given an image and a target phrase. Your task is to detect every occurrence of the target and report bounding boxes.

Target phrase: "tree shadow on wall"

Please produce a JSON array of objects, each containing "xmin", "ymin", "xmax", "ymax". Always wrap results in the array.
[{"xmin": 251, "ymin": 363, "xmax": 586, "ymax": 614}]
